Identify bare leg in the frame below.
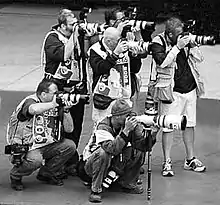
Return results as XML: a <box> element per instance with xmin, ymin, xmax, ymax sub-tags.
<box><xmin>182</xmin><ymin>127</ymin><xmax>195</xmax><ymax>160</ymax></box>
<box><xmin>162</xmin><ymin>131</ymin><xmax>174</xmax><ymax>161</ymax></box>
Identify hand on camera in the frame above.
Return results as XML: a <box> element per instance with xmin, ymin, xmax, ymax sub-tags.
<box><xmin>123</xmin><ymin>116</ymin><xmax>138</xmax><ymax>135</ymax></box>
<box><xmin>126</xmin><ymin>32</ymin><xmax>135</xmax><ymax>41</ymax></box>
<box><xmin>79</xmin><ymin>23</ymin><xmax>95</xmax><ymax>37</ymax></box>
<box><xmin>113</xmin><ymin>41</ymin><xmax>128</xmax><ymax>56</ymax></box>
<box><xmin>54</xmin><ymin>94</ymin><xmax>74</xmax><ymax>109</ymax></box>
<box><xmin>63</xmin><ymin>100</ymin><xmax>74</xmax><ymax>110</ymax></box>
<box><xmin>117</xmin><ymin>20</ymin><xmax>130</xmax><ymax>34</ymax></box>
<box><xmin>176</xmin><ymin>35</ymin><xmax>190</xmax><ymax>49</ymax></box>
<box><xmin>52</xmin><ymin>95</ymin><xmax>59</xmax><ymax>107</ymax></box>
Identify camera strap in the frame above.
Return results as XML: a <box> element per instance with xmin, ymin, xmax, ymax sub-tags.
<box><xmin>78</xmin><ymin>30</ymin><xmax>88</xmax><ymax>86</ymax></box>
<box><xmin>57</xmin><ymin>107</ymin><xmax>64</xmax><ymax>140</ymax></box>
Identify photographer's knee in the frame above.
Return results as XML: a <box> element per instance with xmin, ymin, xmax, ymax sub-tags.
<box><xmin>25</xmin><ymin>150</ymin><xmax>43</xmax><ymax>169</ymax></box>
<box><xmin>62</xmin><ymin>138</ymin><xmax>76</xmax><ymax>155</ymax></box>
<box><xmin>99</xmin><ymin>148</ymin><xmax>111</xmax><ymax>162</ymax></box>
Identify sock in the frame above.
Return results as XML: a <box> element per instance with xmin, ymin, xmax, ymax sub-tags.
<box><xmin>186</xmin><ymin>157</ymin><xmax>196</xmax><ymax>164</ymax></box>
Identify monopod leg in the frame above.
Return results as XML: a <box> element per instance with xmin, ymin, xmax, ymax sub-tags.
<box><xmin>145</xmin><ymin>128</ymin><xmax>152</xmax><ymax>201</ymax></box>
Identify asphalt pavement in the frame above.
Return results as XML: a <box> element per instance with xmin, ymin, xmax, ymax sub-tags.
<box><xmin>0</xmin><ymin>3</ymin><xmax>220</xmax><ymax>205</ymax></box>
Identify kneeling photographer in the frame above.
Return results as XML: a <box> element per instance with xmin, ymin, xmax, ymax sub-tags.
<box><xmin>5</xmin><ymin>79</ymin><xmax>77</xmax><ymax>191</ymax></box>
<box><xmin>79</xmin><ymin>98</ymin><xmax>187</xmax><ymax>203</ymax></box>
<box><xmin>81</xmin><ymin>99</ymin><xmax>155</xmax><ymax>203</ymax></box>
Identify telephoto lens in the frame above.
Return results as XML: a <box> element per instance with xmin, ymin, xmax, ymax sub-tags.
<box><xmin>135</xmin><ymin>114</ymin><xmax>187</xmax><ymax>130</ymax></box>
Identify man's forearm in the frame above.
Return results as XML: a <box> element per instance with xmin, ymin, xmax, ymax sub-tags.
<box><xmin>63</xmin><ymin>112</ymin><xmax>74</xmax><ymax>133</ymax></box>
<box><xmin>101</xmin><ymin>134</ymin><xmax>128</xmax><ymax>156</ymax></box>
<box><xmin>29</xmin><ymin>102</ymin><xmax>57</xmax><ymax>115</ymax></box>
<box><xmin>160</xmin><ymin>45</ymin><xmax>180</xmax><ymax>68</ymax></box>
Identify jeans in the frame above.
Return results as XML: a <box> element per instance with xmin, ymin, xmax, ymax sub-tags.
<box><xmin>10</xmin><ymin>139</ymin><xmax>76</xmax><ymax>180</ymax></box>
<box><xmin>84</xmin><ymin>146</ymin><xmax>144</xmax><ymax>193</ymax></box>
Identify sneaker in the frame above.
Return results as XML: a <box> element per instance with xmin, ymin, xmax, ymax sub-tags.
<box><xmin>36</xmin><ymin>174</ymin><xmax>64</xmax><ymax>186</ymax></box>
<box><xmin>184</xmin><ymin>157</ymin><xmax>206</xmax><ymax>172</ymax></box>
<box><xmin>162</xmin><ymin>158</ymin><xmax>174</xmax><ymax>177</ymax></box>
<box><xmin>122</xmin><ymin>184</ymin><xmax>144</xmax><ymax>194</ymax></box>
<box><xmin>89</xmin><ymin>191</ymin><xmax>102</xmax><ymax>203</ymax></box>
<box><xmin>10</xmin><ymin>177</ymin><xmax>24</xmax><ymax>191</ymax></box>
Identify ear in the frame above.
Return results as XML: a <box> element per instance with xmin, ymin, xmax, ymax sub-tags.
<box><xmin>60</xmin><ymin>23</ymin><xmax>66</xmax><ymax>30</ymax></box>
<box><xmin>168</xmin><ymin>32</ymin><xmax>173</xmax><ymax>39</ymax></box>
<box><xmin>109</xmin><ymin>19</ymin><xmax>115</xmax><ymax>26</ymax></box>
<box><xmin>41</xmin><ymin>92</ymin><xmax>47</xmax><ymax>99</ymax></box>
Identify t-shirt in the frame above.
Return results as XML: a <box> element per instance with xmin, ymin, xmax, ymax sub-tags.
<box><xmin>174</xmin><ymin>49</ymin><xmax>197</xmax><ymax>93</ymax></box>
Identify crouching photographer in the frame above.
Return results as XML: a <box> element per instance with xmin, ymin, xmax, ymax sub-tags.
<box><xmin>78</xmin><ymin>98</ymin><xmax>187</xmax><ymax>203</ymax></box>
<box><xmin>79</xmin><ymin>99</ymin><xmax>152</xmax><ymax>203</ymax></box>
<box><xmin>5</xmin><ymin>80</ymin><xmax>77</xmax><ymax>191</ymax></box>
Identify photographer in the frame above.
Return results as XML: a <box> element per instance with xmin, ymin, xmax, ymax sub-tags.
<box><xmin>89</xmin><ymin>27</ymin><xmax>147</xmax><ymax>127</ymax></box>
<box><xmin>8</xmin><ymin>80</ymin><xmax>76</xmax><ymax>191</ymax></box>
<box><xmin>41</xmin><ymin>9</ymin><xmax>88</xmax><ymax>167</ymax></box>
<box><xmin>150</xmin><ymin>16</ymin><xmax>206</xmax><ymax>177</ymax></box>
<box><xmin>82</xmin><ymin>99</ymin><xmax>155</xmax><ymax>203</ymax></box>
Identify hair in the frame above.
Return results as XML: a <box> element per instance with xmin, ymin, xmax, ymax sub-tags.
<box><xmin>57</xmin><ymin>9</ymin><xmax>75</xmax><ymax>26</ymax></box>
<box><xmin>104</xmin><ymin>7</ymin><xmax>122</xmax><ymax>25</ymax></box>
<box><xmin>165</xmin><ymin>16</ymin><xmax>184</xmax><ymax>35</ymax></box>
<box><xmin>36</xmin><ymin>79</ymin><xmax>55</xmax><ymax>96</ymax></box>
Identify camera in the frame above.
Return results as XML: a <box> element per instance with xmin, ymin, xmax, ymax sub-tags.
<box><xmin>56</xmin><ymin>92</ymin><xmax>90</xmax><ymax>106</ymax></box>
<box><xmin>78</xmin><ymin>7</ymin><xmax>107</xmax><ymax>36</ymax></box>
<box><xmin>79</xmin><ymin>22</ymin><xmax>106</xmax><ymax>35</ymax></box>
<box><xmin>121</xmin><ymin>20</ymin><xmax>155</xmax><ymax>38</ymax></box>
<box><xmin>135</xmin><ymin>114</ymin><xmax>187</xmax><ymax>130</ymax></box>
<box><xmin>126</xmin><ymin>40</ymin><xmax>150</xmax><ymax>53</ymax></box>
<box><xmin>181</xmin><ymin>19</ymin><xmax>216</xmax><ymax>46</ymax></box>
<box><xmin>79</xmin><ymin>7</ymin><xmax>92</xmax><ymax>21</ymax></box>
<box><xmin>5</xmin><ymin>144</ymin><xmax>29</xmax><ymax>166</ymax></box>
<box><xmin>180</xmin><ymin>32</ymin><xmax>216</xmax><ymax>46</ymax></box>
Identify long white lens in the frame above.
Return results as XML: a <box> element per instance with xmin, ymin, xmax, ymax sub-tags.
<box><xmin>135</xmin><ymin>115</ymin><xmax>187</xmax><ymax>130</ymax></box>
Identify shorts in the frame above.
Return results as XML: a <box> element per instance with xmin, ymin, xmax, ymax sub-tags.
<box><xmin>159</xmin><ymin>89</ymin><xmax>197</xmax><ymax>132</ymax></box>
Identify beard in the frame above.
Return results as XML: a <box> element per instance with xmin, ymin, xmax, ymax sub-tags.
<box><xmin>65</xmin><ymin>27</ymin><xmax>73</xmax><ymax>37</ymax></box>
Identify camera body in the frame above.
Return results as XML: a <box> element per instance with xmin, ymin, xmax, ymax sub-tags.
<box><xmin>5</xmin><ymin>144</ymin><xmax>29</xmax><ymax>166</ymax></box>
<box><xmin>121</xmin><ymin>19</ymin><xmax>155</xmax><ymax>38</ymax></box>
<box><xmin>56</xmin><ymin>92</ymin><xmax>90</xmax><ymax>106</ymax></box>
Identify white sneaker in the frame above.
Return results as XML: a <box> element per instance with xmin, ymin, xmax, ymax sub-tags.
<box><xmin>162</xmin><ymin>158</ymin><xmax>174</xmax><ymax>177</ymax></box>
<box><xmin>184</xmin><ymin>157</ymin><xmax>206</xmax><ymax>172</ymax></box>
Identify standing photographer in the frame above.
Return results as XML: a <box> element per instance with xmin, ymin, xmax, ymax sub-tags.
<box><xmin>88</xmin><ymin>27</ymin><xmax>147</xmax><ymax>127</ymax></box>
<box><xmin>8</xmin><ymin>79</ymin><xmax>76</xmax><ymax>191</ymax></box>
<box><xmin>41</xmin><ymin>8</ymin><xmax>87</xmax><ymax>149</ymax></box>
<box><xmin>150</xmin><ymin>16</ymin><xmax>206</xmax><ymax>177</ymax></box>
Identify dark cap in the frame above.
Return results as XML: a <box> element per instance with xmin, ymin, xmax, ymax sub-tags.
<box><xmin>111</xmin><ymin>99</ymin><xmax>132</xmax><ymax>116</ymax></box>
